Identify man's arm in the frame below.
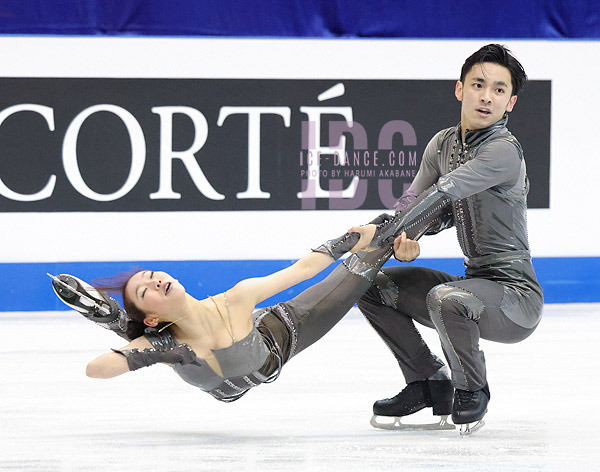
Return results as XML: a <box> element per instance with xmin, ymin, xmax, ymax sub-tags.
<box><xmin>436</xmin><ymin>139</ymin><xmax>522</xmax><ymax>201</ymax></box>
<box><xmin>369</xmin><ymin>136</ymin><xmax>522</xmax><ymax>247</ymax></box>
<box><xmin>395</xmin><ymin>130</ymin><xmax>446</xmax><ymax>211</ymax></box>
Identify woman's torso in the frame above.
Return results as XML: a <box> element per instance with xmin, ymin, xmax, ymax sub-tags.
<box><xmin>144</xmin><ymin>323</ymin><xmax>270</xmax><ymax>392</ymax></box>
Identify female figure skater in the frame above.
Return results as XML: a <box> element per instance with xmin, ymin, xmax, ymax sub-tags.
<box><xmin>51</xmin><ymin>203</ymin><xmax>447</xmax><ymax>403</ymax></box>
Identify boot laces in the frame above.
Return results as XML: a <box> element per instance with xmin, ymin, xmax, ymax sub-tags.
<box><xmin>456</xmin><ymin>389</ymin><xmax>477</xmax><ymax>407</ymax></box>
<box><xmin>385</xmin><ymin>382</ymin><xmax>422</xmax><ymax>402</ymax></box>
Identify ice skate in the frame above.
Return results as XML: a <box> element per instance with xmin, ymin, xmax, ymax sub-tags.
<box><xmin>370</xmin><ymin>378</ymin><xmax>455</xmax><ymax>431</ymax></box>
<box><xmin>48</xmin><ymin>273</ymin><xmax>129</xmax><ymax>340</ymax></box>
<box><xmin>452</xmin><ymin>384</ymin><xmax>490</xmax><ymax>436</ymax></box>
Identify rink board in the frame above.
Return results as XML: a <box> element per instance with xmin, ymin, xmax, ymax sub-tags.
<box><xmin>2</xmin><ymin>256</ymin><xmax>598</xmax><ymax>312</ymax></box>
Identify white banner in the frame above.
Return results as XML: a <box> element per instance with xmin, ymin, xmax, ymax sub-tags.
<box><xmin>0</xmin><ymin>37</ymin><xmax>598</xmax><ymax>261</ymax></box>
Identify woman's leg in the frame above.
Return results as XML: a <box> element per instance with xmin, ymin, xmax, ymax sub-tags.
<box><xmin>280</xmin><ymin>245</ymin><xmax>394</xmax><ymax>358</ymax></box>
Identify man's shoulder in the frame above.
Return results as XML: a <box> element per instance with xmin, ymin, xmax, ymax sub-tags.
<box><xmin>429</xmin><ymin>126</ymin><xmax>456</xmax><ymax>150</ymax></box>
<box><xmin>484</xmin><ymin>129</ymin><xmax>523</xmax><ymax>157</ymax></box>
<box><xmin>434</xmin><ymin>126</ymin><xmax>456</xmax><ymax>141</ymax></box>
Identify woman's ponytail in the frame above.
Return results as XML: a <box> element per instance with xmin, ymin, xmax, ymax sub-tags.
<box><xmin>125</xmin><ymin>319</ymin><xmax>147</xmax><ymax>340</ymax></box>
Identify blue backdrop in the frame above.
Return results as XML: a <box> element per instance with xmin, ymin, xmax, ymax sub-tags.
<box><xmin>0</xmin><ymin>0</ymin><xmax>598</xmax><ymax>38</ymax></box>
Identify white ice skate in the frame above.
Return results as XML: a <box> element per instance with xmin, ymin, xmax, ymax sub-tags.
<box><xmin>458</xmin><ymin>419</ymin><xmax>485</xmax><ymax>436</ymax></box>
<box><xmin>48</xmin><ymin>273</ymin><xmax>129</xmax><ymax>339</ymax></box>
<box><xmin>370</xmin><ymin>413</ymin><xmax>455</xmax><ymax>431</ymax></box>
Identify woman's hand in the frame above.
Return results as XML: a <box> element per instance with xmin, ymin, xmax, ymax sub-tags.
<box><xmin>394</xmin><ymin>232</ymin><xmax>420</xmax><ymax>262</ymax></box>
<box><xmin>347</xmin><ymin>224</ymin><xmax>376</xmax><ymax>253</ymax></box>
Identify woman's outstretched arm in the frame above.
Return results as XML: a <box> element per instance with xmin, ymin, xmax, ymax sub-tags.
<box><xmin>232</xmin><ymin>225</ymin><xmax>376</xmax><ymax>308</ymax></box>
<box><xmin>86</xmin><ymin>335</ymin><xmax>153</xmax><ymax>379</ymax></box>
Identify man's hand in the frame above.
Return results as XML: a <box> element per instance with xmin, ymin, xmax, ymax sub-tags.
<box><xmin>394</xmin><ymin>232</ymin><xmax>420</xmax><ymax>262</ymax></box>
<box><xmin>347</xmin><ymin>224</ymin><xmax>377</xmax><ymax>253</ymax></box>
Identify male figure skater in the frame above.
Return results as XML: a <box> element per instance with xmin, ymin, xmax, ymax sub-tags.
<box><xmin>358</xmin><ymin>44</ymin><xmax>543</xmax><ymax>434</ymax></box>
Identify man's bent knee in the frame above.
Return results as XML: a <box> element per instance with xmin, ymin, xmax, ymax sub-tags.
<box><xmin>427</xmin><ymin>284</ymin><xmax>485</xmax><ymax>324</ymax></box>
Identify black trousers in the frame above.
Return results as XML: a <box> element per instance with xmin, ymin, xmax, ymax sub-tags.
<box><xmin>357</xmin><ymin>266</ymin><xmax>540</xmax><ymax>391</ymax></box>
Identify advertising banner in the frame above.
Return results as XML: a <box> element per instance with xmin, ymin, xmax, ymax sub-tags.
<box><xmin>0</xmin><ymin>78</ymin><xmax>550</xmax><ymax>212</ymax></box>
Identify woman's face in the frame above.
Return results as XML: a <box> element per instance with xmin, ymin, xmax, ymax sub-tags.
<box><xmin>125</xmin><ymin>270</ymin><xmax>185</xmax><ymax>322</ymax></box>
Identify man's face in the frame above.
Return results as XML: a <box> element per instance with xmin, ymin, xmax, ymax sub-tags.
<box><xmin>455</xmin><ymin>62</ymin><xmax>518</xmax><ymax>133</ymax></box>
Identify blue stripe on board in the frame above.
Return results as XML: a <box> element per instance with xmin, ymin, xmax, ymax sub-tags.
<box><xmin>0</xmin><ymin>257</ymin><xmax>598</xmax><ymax>312</ymax></box>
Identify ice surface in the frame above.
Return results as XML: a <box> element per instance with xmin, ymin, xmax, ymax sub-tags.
<box><xmin>1</xmin><ymin>304</ymin><xmax>598</xmax><ymax>471</ymax></box>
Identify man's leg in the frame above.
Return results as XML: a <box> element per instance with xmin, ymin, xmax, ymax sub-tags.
<box><xmin>358</xmin><ymin>266</ymin><xmax>461</xmax><ymax>382</ymax></box>
<box><xmin>357</xmin><ymin>266</ymin><xmax>462</xmax><ymax>429</ymax></box>
<box><xmin>427</xmin><ymin>278</ymin><xmax>537</xmax><ymax>430</ymax></box>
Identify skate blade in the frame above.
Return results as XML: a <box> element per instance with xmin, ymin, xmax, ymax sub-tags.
<box><xmin>47</xmin><ymin>273</ymin><xmax>111</xmax><ymax>315</ymax></box>
<box><xmin>459</xmin><ymin>419</ymin><xmax>485</xmax><ymax>436</ymax></box>
<box><xmin>370</xmin><ymin>414</ymin><xmax>456</xmax><ymax>431</ymax></box>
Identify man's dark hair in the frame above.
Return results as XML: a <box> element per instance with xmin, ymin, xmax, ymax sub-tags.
<box><xmin>460</xmin><ymin>44</ymin><xmax>527</xmax><ymax>96</ymax></box>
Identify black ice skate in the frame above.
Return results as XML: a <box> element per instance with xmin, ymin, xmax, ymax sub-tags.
<box><xmin>370</xmin><ymin>379</ymin><xmax>455</xmax><ymax>431</ymax></box>
<box><xmin>452</xmin><ymin>384</ymin><xmax>490</xmax><ymax>435</ymax></box>
<box><xmin>48</xmin><ymin>273</ymin><xmax>130</xmax><ymax>340</ymax></box>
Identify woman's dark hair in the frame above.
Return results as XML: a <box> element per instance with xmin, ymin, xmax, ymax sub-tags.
<box><xmin>93</xmin><ymin>270</ymin><xmax>148</xmax><ymax>340</ymax></box>
<box><xmin>460</xmin><ymin>44</ymin><xmax>527</xmax><ymax>96</ymax></box>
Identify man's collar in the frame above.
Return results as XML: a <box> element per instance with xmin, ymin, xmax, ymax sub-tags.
<box><xmin>457</xmin><ymin>114</ymin><xmax>509</xmax><ymax>147</ymax></box>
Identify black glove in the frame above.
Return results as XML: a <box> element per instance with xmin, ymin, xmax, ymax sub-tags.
<box><xmin>312</xmin><ymin>211</ymin><xmax>399</xmax><ymax>260</ymax></box>
<box><xmin>112</xmin><ymin>344</ymin><xmax>197</xmax><ymax>371</ymax></box>
<box><xmin>312</xmin><ymin>231</ymin><xmax>361</xmax><ymax>260</ymax></box>
<box><xmin>368</xmin><ymin>213</ymin><xmax>393</xmax><ymax>226</ymax></box>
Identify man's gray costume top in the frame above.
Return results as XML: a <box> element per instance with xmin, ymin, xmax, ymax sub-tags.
<box><xmin>359</xmin><ymin>115</ymin><xmax>543</xmax><ymax>391</ymax></box>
